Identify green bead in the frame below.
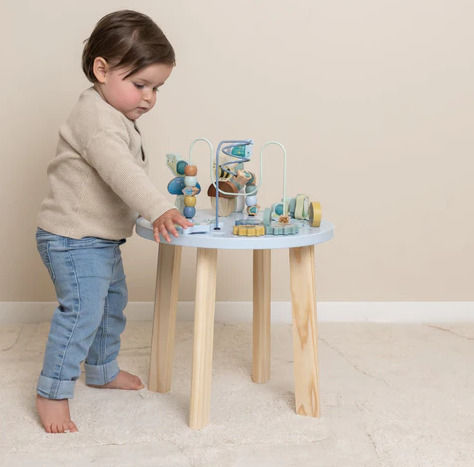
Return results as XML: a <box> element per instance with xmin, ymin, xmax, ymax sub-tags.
<box><xmin>245</xmin><ymin>184</ymin><xmax>257</xmax><ymax>195</ymax></box>
<box><xmin>176</xmin><ymin>160</ymin><xmax>188</xmax><ymax>175</ymax></box>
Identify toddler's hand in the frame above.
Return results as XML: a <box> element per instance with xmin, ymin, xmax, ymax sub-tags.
<box><xmin>152</xmin><ymin>209</ymin><xmax>193</xmax><ymax>243</ymax></box>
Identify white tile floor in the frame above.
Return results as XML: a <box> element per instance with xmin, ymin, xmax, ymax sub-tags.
<box><xmin>0</xmin><ymin>320</ymin><xmax>473</xmax><ymax>466</ymax></box>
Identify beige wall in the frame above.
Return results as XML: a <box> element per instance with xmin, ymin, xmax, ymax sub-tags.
<box><xmin>1</xmin><ymin>0</ymin><xmax>473</xmax><ymax>302</ymax></box>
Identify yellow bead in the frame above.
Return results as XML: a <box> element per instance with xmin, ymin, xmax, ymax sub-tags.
<box><xmin>184</xmin><ymin>195</ymin><xmax>196</xmax><ymax>207</ymax></box>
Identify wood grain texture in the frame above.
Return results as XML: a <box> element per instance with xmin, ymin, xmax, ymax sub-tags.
<box><xmin>252</xmin><ymin>249</ymin><xmax>271</xmax><ymax>383</ymax></box>
<box><xmin>189</xmin><ymin>248</ymin><xmax>218</xmax><ymax>429</ymax></box>
<box><xmin>148</xmin><ymin>244</ymin><xmax>182</xmax><ymax>393</ymax></box>
<box><xmin>289</xmin><ymin>245</ymin><xmax>320</xmax><ymax>417</ymax></box>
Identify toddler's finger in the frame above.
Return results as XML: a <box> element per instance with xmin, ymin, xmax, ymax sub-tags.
<box><xmin>153</xmin><ymin>226</ymin><xmax>161</xmax><ymax>243</ymax></box>
<box><xmin>160</xmin><ymin>225</ymin><xmax>171</xmax><ymax>243</ymax></box>
<box><xmin>176</xmin><ymin>217</ymin><xmax>193</xmax><ymax>228</ymax></box>
<box><xmin>165</xmin><ymin>220</ymin><xmax>179</xmax><ymax>238</ymax></box>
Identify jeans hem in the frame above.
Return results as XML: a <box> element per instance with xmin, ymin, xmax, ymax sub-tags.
<box><xmin>37</xmin><ymin>374</ymin><xmax>75</xmax><ymax>399</ymax></box>
<box><xmin>84</xmin><ymin>360</ymin><xmax>120</xmax><ymax>386</ymax></box>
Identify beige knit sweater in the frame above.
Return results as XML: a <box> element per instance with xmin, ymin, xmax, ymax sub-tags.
<box><xmin>37</xmin><ymin>87</ymin><xmax>175</xmax><ymax>240</ymax></box>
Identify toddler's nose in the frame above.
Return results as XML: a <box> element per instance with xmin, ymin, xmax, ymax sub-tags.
<box><xmin>143</xmin><ymin>90</ymin><xmax>153</xmax><ymax>102</ymax></box>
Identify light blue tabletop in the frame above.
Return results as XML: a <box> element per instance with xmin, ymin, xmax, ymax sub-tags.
<box><xmin>136</xmin><ymin>210</ymin><xmax>334</xmax><ymax>250</ymax></box>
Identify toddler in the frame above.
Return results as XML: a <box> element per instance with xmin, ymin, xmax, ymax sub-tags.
<box><xmin>35</xmin><ymin>10</ymin><xmax>192</xmax><ymax>433</ymax></box>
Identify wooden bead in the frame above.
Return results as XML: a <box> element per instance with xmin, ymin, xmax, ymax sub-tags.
<box><xmin>245</xmin><ymin>195</ymin><xmax>257</xmax><ymax>206</ymax></box>
<box><xmin>184</xmin><ymin>164</ymin><xmax>197</xmax><ymax>176</ymax></box>
<box><xmin>183</xmin><ymin>206</ymin><xmax>196</xmax><ymax>218</ymax></box>
<box><xmin>234</xmin><ymin>169</ymin><xmax>252</xmax><ymax>186</ymax></box>
<box><xmin>184</xmin><ymin>176</ymin><xmax>197</xmax><ymax>186</ymax></box>
<box><xmin>176</xmin><ymin>160</ymin><xmax>188</xmax><ymax>175</ymax></box>
<box><xmin>167</xmin><ymin>176</ymin><xmax>185</xmax><ymax>195</ymax></box>
<box><xmin>228</xmin><ymin>176</ymin><xmax>243</xmax><ymax>192</ymax></box>
<box><xmin>184</xmin><ymin>195</ymin><xmax>196</xmax><ymax>207</ymax></box>
<box><xmin>183</xmin><ymin>185</ymin><xmax>200</xmax><ymax>196</ymax></box>
<box><xmin>246</xmin><ymin>205</ymin><xmax>258</xmax><ymax>216</ymax></box>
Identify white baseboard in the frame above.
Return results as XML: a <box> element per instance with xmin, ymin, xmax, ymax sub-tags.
<box><xmin>0</xmin><ymin>301</ymin><xmax>473</xmax><ymax>324</ymax></box>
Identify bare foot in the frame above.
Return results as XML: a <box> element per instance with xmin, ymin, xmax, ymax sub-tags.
<box><xmin>87</xmin><ymin>370</ymin><xmax>144</xmax><ymax>390</ymax></box>
<box><xmin>36</xmin><ymin>395</ymin><xmax>78</xmax><ymax>433</ymax></box>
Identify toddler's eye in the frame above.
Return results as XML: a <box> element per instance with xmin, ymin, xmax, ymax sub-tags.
<box><xmin>133</xmin><ymin>83</ymin><xmax>144</xmax><ymax>89</ymax></box>
<box><xmin>153</xmin><ymin>86</ymin><xmax>160</xmax><ymax>93</ymax></box>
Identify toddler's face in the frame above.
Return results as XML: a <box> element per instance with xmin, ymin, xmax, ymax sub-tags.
<box><xmin>96</xmin><ymin>62</ymin><xmax>173</xmax><ymax>121</ymax></box>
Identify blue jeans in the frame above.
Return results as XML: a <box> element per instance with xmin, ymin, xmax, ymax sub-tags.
<box><xmin>35</xmin><ymin>227</ymin><xmax>128</xmax><ymax>399</ymax></box>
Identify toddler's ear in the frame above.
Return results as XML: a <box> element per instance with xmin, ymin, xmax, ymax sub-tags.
<box><xmin>92</xmin><ymin>57</ymin><xmax>109</xmax><ymax>83</ymax></box>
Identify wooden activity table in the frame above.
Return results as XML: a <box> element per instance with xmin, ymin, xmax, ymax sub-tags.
<box><xmin>136</xmin><ymin>210</ymin><xmax>334</xmax><ymax>429</ymax></box>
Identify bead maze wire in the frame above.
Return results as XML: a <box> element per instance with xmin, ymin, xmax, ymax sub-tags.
<box><xmin>189</xmin><ymin>138</ymin><xmax>288</xmax><ymax>231</ymax></box>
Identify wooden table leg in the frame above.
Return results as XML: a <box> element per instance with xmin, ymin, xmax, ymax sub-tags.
<box><xmin>288</xmin><ymin>245</ymin><xmax>320</xmax><ymax>417</ymax></box>
<box><xmin>252</xmin><ymin>249</ymin><xmax>271</xmax><ymax>383</ymax></box>
<box><xmin>148</xmin><ymin>244</ymin><xmax>182</xmax><ymax>392</ymax></box>
<box><xmin>189</xmin><ymin>248</ymin><xmax>218</xmax><ymax>429</ymax></box>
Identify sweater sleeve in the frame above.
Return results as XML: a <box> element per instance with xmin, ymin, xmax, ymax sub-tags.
<box><xmin>82</xmin><ymin>129</ymin><xmax>176</xmax><ymax>223</ymax></box>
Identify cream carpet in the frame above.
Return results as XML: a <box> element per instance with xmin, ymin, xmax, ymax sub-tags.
<box><xmin>1</xmin><ymin>320</ymin><xmax>473</xmax><ymax>466</ymax></box>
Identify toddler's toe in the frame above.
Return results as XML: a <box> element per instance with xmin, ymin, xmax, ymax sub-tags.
<box><xmin>67</xmin><ymin>421</ymin><xmax>78</xmax><ymax>432</ymax></box>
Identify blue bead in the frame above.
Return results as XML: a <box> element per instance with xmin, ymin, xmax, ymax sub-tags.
<box><xmin>167</xmin><ymin>177</ymin><xmax>186</xmax><ymax>195</ymax></box>
<box><xmin>275</xmin><ymin>203</ymin><xmax>283</xmax><ymax>215</ymax></box>
<box><xmin>247</xmin><ymin>205</ymin><xmax>258</xmax><ymax>215</ymax></box>
<box><xmin>183</xmin><ymin>206</ymin><xmax>196</xmax><ymax>218</ymax></box>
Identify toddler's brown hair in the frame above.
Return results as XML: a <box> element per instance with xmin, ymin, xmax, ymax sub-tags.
<box><xmin>82</xmin><ymin>10</ymin><xmax>175</xmax><ymax>82</ymax></box>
